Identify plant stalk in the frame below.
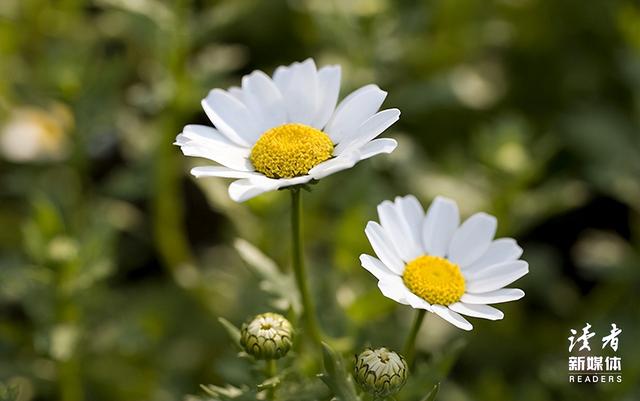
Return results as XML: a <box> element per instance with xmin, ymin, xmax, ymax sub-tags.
<box><xmin>402</xmin><ymin>309</ymin><xmax>426</xmax><ymax>366</ymax></box>
<box><xmin>265</xmin><ymin>359</ymin><xmax>276</xmax><ymax>400</ymax></box>
<box><xmin>290</xmin><ymin>188</ymin><xmax>322</xmax><ymax>347</ymax></box>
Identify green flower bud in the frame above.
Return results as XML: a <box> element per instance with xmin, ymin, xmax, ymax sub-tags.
<box><xmin>240</xmin><ymin>313</ymin><xmax>294</xmax><ymax>360</ymax></box>
<box><xmin>354</xmin><ymin>347</ymin><xmax>408</xmax><ymax>398</ymax></box>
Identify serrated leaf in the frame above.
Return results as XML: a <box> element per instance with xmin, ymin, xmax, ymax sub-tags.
<box><xmin>234</xmin><ymin>239</ymin><xmax>301</xmax><ymax>314</ymax></box>
<box><xmin>257</xmin><ymin>375</ymin><xmax>281</xmax><ymax>389</ymax></box>
<box><xmin>319</xmin><ymin>342</ymin><xmax>360</xmax><ymax>401</ymax></box>
<box><xmin>218</xmin><ymin>317</ymin><xmax>242</xmax><ymax>349</ymax></box>
<box><xmin>199</xmin><ymin>384</ymin><xmax>256</xmax><ymax>401</ymax></box>
<box><xmin>420</xmin><ymin>383</ymin><xmax>440</xmax><ymax>401</ymax></box>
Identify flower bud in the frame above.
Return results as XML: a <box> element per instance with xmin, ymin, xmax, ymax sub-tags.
<box><xmin>240</xmin><ymin>313</ymin><xmax>294</xmax><ymax>360</ymax></box>
<box><xmin>354</xmin><ymin>347</ymin><xmax>408</xmax><ymax>397</ymax></box>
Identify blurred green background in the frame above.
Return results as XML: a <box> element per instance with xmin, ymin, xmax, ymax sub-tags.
<box><xmin>1</xmin><ymin>0</ymin><xmax>639</xmax><ymax>400</ymax></box>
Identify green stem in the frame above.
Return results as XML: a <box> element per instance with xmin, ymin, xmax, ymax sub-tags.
<box><xmin>402</xmin><ymin>309</ymin><xmax>426</xmax><ymax>366</ymax></box>
<box><xmin>266</xmin><ymin>359</ymin><xmax>276</xmax><ymax>377</ymax></box>
<box><xmin>57</xmin><ymin>261</ymin><xmax>82</xmax><ymax>401</ymax></box>
<box><xmin>290</xmin><ymin>188</ymin><xmax>322</xmax><ymax>347</ymax></box>
<box><xmin>265</xmin><ymin>359</ymin><xmax>276</xmax><ymax>400</ymax></box>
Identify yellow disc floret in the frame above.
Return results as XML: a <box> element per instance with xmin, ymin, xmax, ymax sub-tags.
<box><xmin>250</xmin><ymin>123</ymin><xmax>334</xmax><ymax>178</ymax></box>
<box><xmin>402</xmin><ymin>255</ymin><xmax>465</xmax><ymax>306</ymax></box>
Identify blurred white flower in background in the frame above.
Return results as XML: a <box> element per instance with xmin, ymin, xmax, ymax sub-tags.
<box><xmin>0</xmin><ymin>104</ymin><xmax>73</xmax><ymax>162</ymax></box>
<box><xmin>450</xmin><ymin>63</ymin><xmax>505</xmax><ymax>110</ymax></box>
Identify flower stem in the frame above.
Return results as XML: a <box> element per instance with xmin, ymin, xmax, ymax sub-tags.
<box><xmin>402</xmin><ymin>309</ymin><xmax>426</xmax><ymax>366</ymax></box>
<box><xmin>290</xmin><ymin>188</ymin><xmax>322</xmax><ymax>347</ymax></box>
<box><xmin>265</xmin><ymin>359</ymin><xmax>276</xmax><ymax>400</ymax></box>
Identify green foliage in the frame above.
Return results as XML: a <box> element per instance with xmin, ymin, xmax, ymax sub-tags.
<box><xmin>420</xmin><ymin>383</ymin><xmax>440</xmax><ymax>401</ymax></box>
<box><xmin>319</xmin><ymin>343</ymin><xmax>360</xmax><ymax>401</ymax></box>
<box><xmin>198</xmin><ymin>384</ymin><xmax>257</xmax><ymax>401</ymax></box>
<box><xmin>234</xmin><ymin>239</ymin><xmax>301</xmax><ymax>314</ymax></box>
<box><xmin>0</xmin><ymin>384</ymin><xmax>19</xmax><ymax>401</ymax></box>
<box><xmin>217</xmin><ymin>318</ymin><xmax>242</xmax><ymax>350</ymax></box>
<box><xmin>1</xmin><ymin>0</ymin><xmax>640</xmax><ymax>400</ymax></box>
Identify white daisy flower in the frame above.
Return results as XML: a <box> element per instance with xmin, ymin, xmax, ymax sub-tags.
<box><xmin>175</xmin><ymin>58</ymin><xmax>400</xmax><ymax>202</ymax></box>
<box><xmin>360</xmin><ymin>195</ymin><xmax>529</xmax><ymax>331</ymax></box>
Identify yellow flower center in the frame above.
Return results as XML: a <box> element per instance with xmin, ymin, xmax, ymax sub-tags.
<box><xmin>402</xmin><ymin>255</ymin><xmax>465</xmax><ymax>306</ymax></box>
<box><xmin>250</xmin><ymin>123</ymin><xmax>334</xmax><ymax>178</ymax></box>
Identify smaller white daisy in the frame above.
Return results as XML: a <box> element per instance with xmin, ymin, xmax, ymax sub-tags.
<box><xmin>175</xmin><ymin>58</ymin><xmax>400</xmax><ymax>202</ymax></box>
<box><xmin>360</xmin><ymin>195</ymin><xmax>529</xmax><ymax>331</ymax></box>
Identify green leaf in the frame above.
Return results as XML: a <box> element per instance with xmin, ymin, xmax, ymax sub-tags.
<box><xmin>199</xmin><ymin>384</ymin><xmax>256</xmax><ymax>401</ymax></box>
<box><xmin>218</xmin><ymin>317</ymin><xmax>242</xmax><ymax>349</ymax></box>
<box><xmin>318</xmin><ymin>342</ymin><xmax>360</xmax><ymax>401</ymax></box>
<box><xmin>257</xmin><ymin>375</ymin><xmax>281</xmax><ymax>389</ymax></box>
<box><xmin>0</xmin><ymin>383</ymin><xmax>19</xmax><ymax>401</ymax></box>
<box><xmin>234</xmin><ymin>239</ymin><xmax>301</xmax><ymax>314</ymax></box>
<box><xmin>420</xmin><ymin>383</ymin><xmax>440</xmax><ymax>401</ymax></box>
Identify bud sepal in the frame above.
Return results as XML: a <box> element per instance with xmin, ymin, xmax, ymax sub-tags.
<box><xmin>240</xmin><ymin>312</ymin><xmax>294</xmax><ymax>360</ymax></box>
<box><xmin>354</xmin><ymin>347</ymin><xmax>408</xmax><ymax>398</ymax></box>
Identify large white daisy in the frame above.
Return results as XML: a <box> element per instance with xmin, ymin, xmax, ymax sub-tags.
<box><xmin>175</xmin><ymin>58</ymin><xmax>400</xmax><ymax>202</ymax></box>
<box><xmin>360</xmin><ymin>195</ymin><xmax>529</xmax><ymax>331</ymax></box>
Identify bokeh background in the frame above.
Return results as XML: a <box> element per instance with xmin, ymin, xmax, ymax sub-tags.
<box><xmin>1</xmin><ymin>0</ymin><xmax>639</xmax><ymax>400</ymax></box>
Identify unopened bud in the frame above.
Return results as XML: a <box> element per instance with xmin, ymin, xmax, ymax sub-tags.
<box><xmin>354</xmin><ymin>347</ymin><xmax>408</xmax><ymax>397</ymax></box>
<box><xmin>240</xmin><ymin>312</ymin><xmax>294</xmax><ymax>360</ymax></box>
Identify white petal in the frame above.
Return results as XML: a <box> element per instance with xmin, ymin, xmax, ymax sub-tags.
<box><xmin>396</xmin><ymin>195</ymin><xmax>425</xmax><ymax>253</ymax></box>
<box><xmin>403</xmin><ymin>289</ymin><xmax>432</xmax><ymax>311</ymax></box>
<box><xmin>280</xmin><ymin>59</ymin><xmax>318</xmax><ymax>124</ymax></box>
<box><xmin>421</xmin><ymin>196</ymin><xmax>459</xmax><ymax>257</ymax></box>
<box><xmin>466</xmin><ymin>259</ymin><xmax>528</xmax><ymax>281</ymax></box>
<box><xmin>464</xmin><ymin>252</ymin><xmax>525</xmax><ymax>282</ymax></box>
<box><xmin>364</xmin><ymin>221</ymin><xmax>405</xmax><ymax>275</ymax></box>
<box><xmin>227</xmin><ymin>175</ymin><xmax>312</xmax><ymax>202</ymax></box>
<box><xmin>378</xmin><ymin>277</ymin><xmax>411</xmax><ymax>306</ymax></box>
<box><xmin>311</xmin><ymin>65</ymin><xmax>341</xmax><ymax>129</ymax></box>
<box><xmin>377</xmin><ymin>200</ymin><xmax>422</xmax><ymax>262</ymax></box>
<box><xmin>177</xmin><ymin>124</ymin><xmax>250</xmax><ymax>150</ymax></box>
<box><xmin>227</xmin><ymin>178</ymin><xmax>271</xmax><ymax>202</ymax></box>
<box><xmin>325</xmin><ymin>84</ymin><xmax>387</xmax><ymax>143</ymax></box>
<box><xmin>360</xmin><ymin>254</ymin><xmax>396</xmax><ymax>281</ymax></box>
<box><xmin>460</xmin><ymin>288</ymin><xmax>525</xmax><ymax>304</ymax></box>
<box><xmin>449</xmin><ymin>302</ymin><xmax>504</xmax><ymax>320</ymax></box>
<box><xmin>176</xmin><ymin>125</ymin><xmax>252</xmax><ymax>170</ymax></box>
<box><xmin>228</xmin><ymin>86</ymin><xmax>244</xmax><ymax>102</ymax></box>
<box><xmin>308</xmin><ymin>152</ymin><xmax>359</xmax><ymax>180</ymax></box>
<box><xmin>448</xmin><ymin>212</ymin><xmax>497</xmax><ymax>267</ymax></box>
<box><xmin>176</xmin><ymin>135</ymin><xmax>253</xmax><ymax>172</ymax></box>
<box><xmin>190</xmin><ymin>166</ymin><xmax>261</xmax><ymax>179</ymax></box>
<box><xmin>309</xmin><ymin>137</ymin><xmax>397</xmax><ymax>180</ymax></box>
<box><xmin>465</xmin><ymin>261</ymin><xmax>529</xmax><ymax>293</ymax></box>
<box><xmin>357</xmin><ymin>138</ymin><xmax>398</xmax><ymax>159</ymax></box>
<box><xmin>376</xmin><ymin>201</ymin><xmax>408</xmax><ymax>259</ymax></box>
<box><xmin>273</xmin><ymin>65</ymin><xmax>291</xmax><ymax>93</ymax></box>
<box><xmin>241</xmin><ymin>70</ymin><xmax>286</xmax><ymax>132</ymax></box>
<box><xmin>463</xmin><ymin>238</ymin><xmax>523</xmax><ymax>273</ymax></box>
<box><xmin>201</xmin><ymin>89</ymin><xmax>260</xmax><ymax>146</ymax></box>
<box><xmin>432</xmin><ymin>305</ymin><xmax>473</xmax><ymax>331</ymax></box>
<box><xmin>334</xmin><ymin>109</ymin><xmax>400</xmax><ymax>155</ymax></box>
<box><xmin>375</xmin><ymin>276</ymin><xmax>430</xmax><ymax>310</ymax></box>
